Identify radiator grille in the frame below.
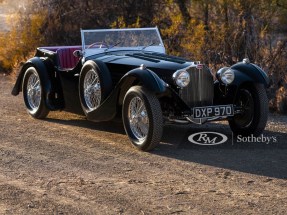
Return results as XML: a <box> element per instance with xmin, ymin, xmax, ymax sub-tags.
<box><xmin>180</xmin><ymin>66</ymin><xmax>214</xmax><ymax>107</ymax></box>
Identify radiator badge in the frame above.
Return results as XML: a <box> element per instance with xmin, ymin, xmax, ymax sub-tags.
<box><xmin>196</xmin><ymin>64</ymin><xmax>203</xmax><ymax>70</ymax></box>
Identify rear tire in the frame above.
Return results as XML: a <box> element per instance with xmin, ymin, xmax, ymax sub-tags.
<box><xmin>22</xmin><ymin>67</ymin><xmax>49</xmax><ymax>119</ymax></box>
<box><xmin>122</xmin><ymin>86</ymin><xmax>163</xmax><ymax>151</ymax></box>
<box><xmin>229</xmin><ymin>84</ymin><xmax>268</xmax><ymax>136</ymax></box>
<box><xmin>79</xmin><ymin>61</ymin><xmax>112</xmax><ymax>114</ymax></box>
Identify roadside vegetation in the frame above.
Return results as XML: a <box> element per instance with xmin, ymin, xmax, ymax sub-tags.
<box><xmin>0</xmin><ymin>0</ymin><xmax>286</xmax><ymax>113</ymax></box>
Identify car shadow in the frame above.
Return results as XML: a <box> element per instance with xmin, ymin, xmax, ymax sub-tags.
<box><xmin>44</xmin><ymin>116</ymin><xmax>126</xmax><ymax>135</ymax></box>
<box><xmin>44</xmin><ymin>114</ymin><xmax>287</xmax><ymax>179</ymax></box>
<box><xmin>156</xmin><ymin>123</ymin><xmax>287</xmax><ymax>179</ymax></box>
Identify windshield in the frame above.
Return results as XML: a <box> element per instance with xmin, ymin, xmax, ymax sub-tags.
<box><xmin>81</xmin><ymin>27</ymin><xmax>165</xmax><ymax>57</ymax></box>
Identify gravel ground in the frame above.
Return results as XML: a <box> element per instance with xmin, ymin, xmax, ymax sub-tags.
<box><xmin>0</xmin><ymin>74</ymin><xmax>286</xmax><ymax>214</ymax></box>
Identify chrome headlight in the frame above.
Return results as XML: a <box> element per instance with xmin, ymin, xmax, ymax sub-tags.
<box><xmin>217</xmin><ymin>67</ymin><xmax>235</xmax><ymax>85</ymax></box>
<box><xmin>173</xmin><ymin>70</ymin><xmax>190</xmax><ymax>88</ymax></box>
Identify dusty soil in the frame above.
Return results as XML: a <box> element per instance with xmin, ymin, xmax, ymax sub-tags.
<box><xmin>0</xmin><ymin>74</ymin><xmax>286</xmax><ymax>214</ymax></box>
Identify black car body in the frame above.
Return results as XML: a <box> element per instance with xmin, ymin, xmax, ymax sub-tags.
<box><xmin>12</xmin><ymin>27</ymin><xmax>269</xmax><ymax>151</ymax></box>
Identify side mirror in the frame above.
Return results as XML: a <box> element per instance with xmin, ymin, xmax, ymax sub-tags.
<box><xmin>73</xmin><ymin>50</ymin><xmax>83</xmax><ymax>58</ymax></box>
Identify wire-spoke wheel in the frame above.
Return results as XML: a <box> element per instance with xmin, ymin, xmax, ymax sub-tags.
<box><xmin>128</xmin><ymin>96</ymin><xmax>149</xmax><ymax>140</ymax></box>
<box><xmin>229</xmin><ymin>84</ymin><xmax>268</xmax><ymax>136</ymax></box>
<box><xmin>79</xmin><ymin>60</ymin><xmax>112</xmax><ymax>115</ymax></box>
<box><xmin>83</xmin><ymin>69</ymin><xmax>101</xmax><ymax>110</ymax></box>
<box><xmin>123</xmin><ymin>86</ymin><xmax>163</xmax><ymax>151</ymax></box>
<box><xmin>22</xmin><ymin>67</ymin><xmax>49</xmax><ymax>118</ymax></box>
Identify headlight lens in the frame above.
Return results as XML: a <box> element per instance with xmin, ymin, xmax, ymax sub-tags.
<box><xmin>173</xmin><ymin>70</ymin><xmax>190</xmax><ymax>88</ymax></box>
<box><xmin>217</xmin><ymin>67</ymin><xmax>235</xmax><ymax>85</ymax></box>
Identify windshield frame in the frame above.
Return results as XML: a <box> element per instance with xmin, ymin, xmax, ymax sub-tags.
<box><xmin>80</xmin><ymin>27</ymin><xmax>165</xmax><ymax>57</ymax></box>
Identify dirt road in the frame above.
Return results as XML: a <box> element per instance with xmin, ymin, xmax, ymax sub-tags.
<box><xmin>0</xmin><ymin>74</ymin><xmax>286</xmax><ymax>214</ymax></box>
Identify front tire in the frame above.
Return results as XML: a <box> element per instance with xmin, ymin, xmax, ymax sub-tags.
<box><xmin>122</xmin><ymin>86</ymin><xmax>163</xmax><ymax>151</ymax></box>
<box><xmin>229</xmin><ymin>84</ymin><xmax>268</xmax><ymax>136</ymax></box>
<box><xmin>22</xmin><ymin>67</ymin><xmax>49</xmax><ymax>119</ymax></box>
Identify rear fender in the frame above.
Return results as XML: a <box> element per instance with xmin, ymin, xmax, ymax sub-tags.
<box><xmin>11</xmin><ymin>57</ymin><xmax>62</xmax><ymax>110</ymax></box>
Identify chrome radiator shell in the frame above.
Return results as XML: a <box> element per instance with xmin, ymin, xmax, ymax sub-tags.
<box><xmin>180</xmin><ymin>66</ymin><xmax>214</xmax><ymax>107</ymax></box>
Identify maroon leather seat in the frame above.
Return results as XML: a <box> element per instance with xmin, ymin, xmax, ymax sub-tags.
<box><xmin>39</xmin><ymin>46</ymin><xmax>81</xmax><ymax>70</ymax></box>
<box><xmin>56</xmin><ymin>46</ymin><xmax>81</xmax><ymax>70</ymax></box>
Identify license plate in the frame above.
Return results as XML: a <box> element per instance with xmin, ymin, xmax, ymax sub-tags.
<box><xmin>193</xmin><ymin>105</ymin><xmax>234</xmax><ymax>119</ymax></box>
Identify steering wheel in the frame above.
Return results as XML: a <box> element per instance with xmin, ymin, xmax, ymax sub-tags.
<box><xmin>87</xmin><ymin>42</ymin><xmax>108</xmax><ymax>49</ymax></box>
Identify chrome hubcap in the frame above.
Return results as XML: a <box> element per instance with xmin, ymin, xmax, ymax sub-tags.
<box><xmin>27</xmin><ymin>72</ymin><xmax>41</xmax><ymax>111</ymax></box>
<box><xmin>83</xmin><ymin>69</ymin><xmax>101</xmax><ymax>110</ymax></box>
<box><xmin>128</xmin><ymin>96</ymin><xmax>149</xmax><ymax>140</ymax></box>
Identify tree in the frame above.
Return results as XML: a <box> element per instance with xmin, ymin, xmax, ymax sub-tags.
<box><xmin>0</xmin><ymin>0</ymin><xmax>45</xmax><ymax>71</ymax></box>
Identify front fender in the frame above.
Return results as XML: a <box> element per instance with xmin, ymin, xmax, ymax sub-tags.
<box><xmin>214</xmin><ymin>63</ymin><xmax>269</xmax><ymax>105</ymax></box>
<box><xmin>11</xmin><ymin>57</ymin><xmax>59</xmax><ymax>110</ymax></box>
<box><xmin>120</xmin><ymin>67</ymin><xmax>167</xmax><ymax>93</ymax></box>
<box><xmin>86</xmin><ymin>67</ymin><xmax>167</xmax><ymax>122</ymax></box>
<box><xmin>231</xmin><ymin>63</ymin><xmax>269</xmax><ymax>87</ymax></box>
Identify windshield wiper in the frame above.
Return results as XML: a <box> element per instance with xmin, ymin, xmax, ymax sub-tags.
<box><xmin>105</xmin><ymin>41</ymin><xmax>122</xmax><ymax>52</ymax></box>
<box><xmin>141</xmin><ymin>42</ymin><xmax>155</xmax><ymax>51</ymax></box>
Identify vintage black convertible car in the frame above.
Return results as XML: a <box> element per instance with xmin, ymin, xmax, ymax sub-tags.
<box><xmin>12</xmin><ymin>27</ymin><xmax>269</xmax><ymax>151</ymax></box>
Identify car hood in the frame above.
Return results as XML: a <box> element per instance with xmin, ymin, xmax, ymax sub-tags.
<box><xmin>86</xmin><ymin>50</ymin><xmax>194</xmax><ymax>72</ymax></box>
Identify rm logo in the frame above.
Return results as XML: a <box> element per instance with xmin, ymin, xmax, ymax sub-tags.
<box><xmin>188</xmin><ymin>132</ymin><xmax>228</xmax><ymax>145</ymax></box>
